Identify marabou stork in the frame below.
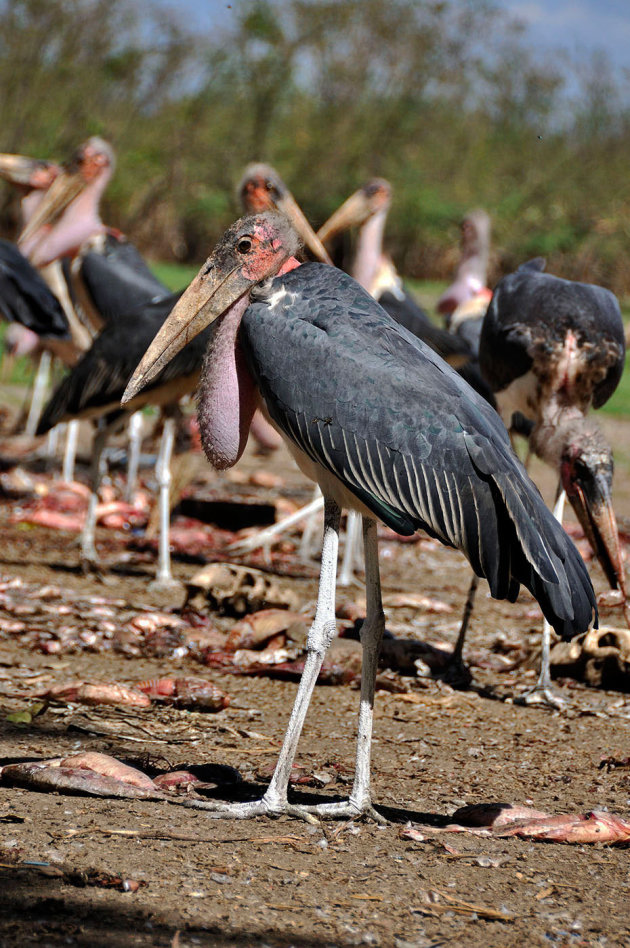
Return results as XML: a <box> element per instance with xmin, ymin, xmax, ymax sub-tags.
<box><xmin>123</xmin><ymin>213</ymin><xmax>597</xmax><ymax>820</ymax></box>
<box><xmin>478</xmin><ymin>258</ymin><xmax>628</xmax><ymax>704</ymax></box>
<box><xmin>18</xmin><ymin>138</ymin><xmax>172</xmax><ymax>337</ymax></box>
<box><xmin>6</xmin><ymin>138</ymin><xmax>171</xmax><ymax>481</ymax></box>
<box><xmin>437</xmin><ymin>209</ymin><xmax>492</xmax><ymax>324</ymax></box>
<box><xmin>35</xmin><ymin>161</ymin><xmax>332</xmax><ymax>583</ymax></box>
<box><xmin>317</xmin><ymin>179</ymin><xmax>472</xmax><ymax>367</ymax></box>
<box><xmin>238</xmin><ymin>163</ymin><xmax>332</xmax><ymax>266</ymax></box>
<box><xmin>0</xmin><ymin>152</ymin><xmax>78</xmax><ymax>437</ymax></box>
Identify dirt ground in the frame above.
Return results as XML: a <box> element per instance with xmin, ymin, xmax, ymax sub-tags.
<box><xmin>0</xmin><ymin>416</ymin><xmax>629</xmax><ymax>948</ymax></box>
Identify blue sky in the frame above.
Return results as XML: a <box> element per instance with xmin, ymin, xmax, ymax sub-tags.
<box><xmin>159</xmin><ymin>0</ymin><xmax>630</xmax><ymax>75</ymax></box>
<box><xmin>499</xmin><ymin>0</ymin><xmax>630</xmax><ymax>72</ymax></box>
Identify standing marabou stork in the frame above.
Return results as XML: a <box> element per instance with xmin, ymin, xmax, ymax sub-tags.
<box><xmin>35</xmin><ymin>165</ymin><xmax>332</xmax><ymax>584</ymax></box>
<box><xmin>317</xmin><ymin>179</ymin><xmax>472</xmax><ymax>367</ymax></box>
<box><xmin>437</xmin><ymin>209</ymin><xmax>492</xmax><ymax>326</ymax></box>
<box><xmin>479</xmin><ymin>258</ymin><xmax>628</xmax><ymax>704</ymax></box>
<box><xmin>0</xmin><ymin>152</ymin><xmax>77</xmax><ymax>437</ymax></box>
<box><xmin>123</xmin><ymin>213</ymin><xmax>596</xmax><ymax>821</ymax></box>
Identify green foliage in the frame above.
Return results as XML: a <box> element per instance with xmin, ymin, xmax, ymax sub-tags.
<box><xmin>148</xmin><ymin>259</ymin><xmax>199</xmax><ymax>291</ymax></box>
<box><xmin>0</xmin><ymin>0</ymin><xmax>629</xmax><ymax>295</ymax></box>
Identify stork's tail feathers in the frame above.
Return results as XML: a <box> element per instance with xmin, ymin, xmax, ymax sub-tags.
<box><xmin>491</xmin><ymin>470</ymin><xmax>597</xmax><ymax>639</ymax></box>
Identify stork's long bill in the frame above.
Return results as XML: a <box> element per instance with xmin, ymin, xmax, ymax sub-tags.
<box><xmin>0</xmin><ymin>153</ymin><xmax>57</xmax><ymax>189</ymax></box>
<box><xmin>122</xmin><ymin>213</ymin><xmax>301</xmax><ymax>405</ymax></box>
<box><xmin>17</xmin><ymin>137</ymin><xmax>114</xmax><ymax>250</ymax></box>
<box><xmin>239</xmin><ymin>163</ymin><xmax>332</xmax><ymax>265</ymax></box>
<box><xmin>561</xmin><ymin>450</ymin><xmax>628</xmax><ymax>605</ymax></box>
<box><xmin>317</xmin><ymin>179</ymin><xmax>391</xmax><ymax>244</ymax></box>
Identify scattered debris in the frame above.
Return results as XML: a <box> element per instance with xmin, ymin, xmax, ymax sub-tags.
<box><xmin>186</xmin><ymin>562</ymin><xmax>302</xmax><ymax>615</ymax></box>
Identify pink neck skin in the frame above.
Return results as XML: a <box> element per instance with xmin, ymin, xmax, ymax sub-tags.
<box><xmin>352</xmin><ymin>209</ymin><xmax>386</xmax><ymax>291</ymax></box>
<box><xmin>21</xmin><ymin>170</ymin><xmax>111</xmax><ymax>267</ymax></box>
<box><xmin>197</xmin><ymin>255</ymin><xmax>300</xmax><ymax>470</ymax></box>
<box><xmin>20</xmin><ymin>189</ymin><xmax>48</xmax><ymax>227</ymax></box>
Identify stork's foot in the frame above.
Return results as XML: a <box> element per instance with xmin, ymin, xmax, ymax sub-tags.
<box><xmin>516</xmin><ymin>682</ymin><xmax>567</xmax><ymax>710</ymax></box>
<box><xmin>297</xmin><ymin>798</ymin><xmax>387</xmax><ymax>825</ymax></box>
<box><xmin>181</xmin><ymin>792</ymin><xmax>386</xmax><ymax>824</ymax></box>
<box><xmin>436</xmin><ymin>655</ymin><xmax>473</xmax><ymax>690</ymax></box>
<box><xmin>148</xmin><ymin>575</ymin><xmax>185</xmax><ymax>596</ymax></box>
<box><xmin>79</xmin><ymin>552</ymin><xmax>114</xmax><ymax>583</ymax></box>
<box><xmin>181</xmin><ymin>795</ymin><xmax>317</xmax><ymax>823</ymax></box>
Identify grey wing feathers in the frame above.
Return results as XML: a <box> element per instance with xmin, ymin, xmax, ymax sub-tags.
<box><xmin>242</xmin><ymin>263</ymin><xmax>596</xmax><ymax>638</ymax></box>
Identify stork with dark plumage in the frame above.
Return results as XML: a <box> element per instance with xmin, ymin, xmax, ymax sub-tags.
<box><xmin>34</xmin><ymin>163</ymin><xmax>332</xmax><ymax>584</ymax></box>
<box><xmin>123</xmin><ymin>212</ymin><xmax>597</xmax><ymax>821</ymax></box>
<box><xmin>0</xmin><ymin>153</ymin><xmax>77</xmax><ymax>440</ymax></box>
<box><xmin>478</xmin><ymin>258</ymin><xmax>628</xmax><ymax>705</ymax></box>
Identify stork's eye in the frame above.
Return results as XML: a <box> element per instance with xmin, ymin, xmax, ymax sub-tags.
<box><xmin>237</xmin><ymin>238</ymin><xmax>253</xmax><ymax>254</ymax></box>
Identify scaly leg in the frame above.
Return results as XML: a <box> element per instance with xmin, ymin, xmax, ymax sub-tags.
<box><xmin>184</xmin><ymin>498</ymin><xmax>342</xmax><ymax>820</ymax></box>
<box><xmin>80</xmin><ymin>424</ymin><xmax>108</xmax><ymax>570</ymax></box>
<box><xmin>338</xmin><ymin>510</ymin><xmax>363</xmax><ymax>587</ymax></box>
<box><xmin>229</xmin><ymin>491</ymin><xmax>324</xmax><ymax>556</ymax></box>
<box><xmin>25</xmin><ymin>350</ymin><xmax>51</xmax><ymax>437</ymax></box>
<box><xmin>125</xmin><ymin>412</ymin><xmax>143</xmax><ymax>503</ymax></box>
<box><xmin>149</xmin><ymin>418</ymin><xmax>183</xmax><ymax>593</ymax></box>
<box><xmin>62</xmin><ymin>420</ymin><xmax>80</xmax><ymax>483</ymax></box>
<box><xmin>298</xmin><ymin>516</ymin><xmax>387</xmax><ymax>821</ymax></box>
<box><xmin>298</xmin><ymin>486</ymin><xmax>323</xmax><ymax>561</ymax></box>
<box><xmin>440</xmin><ymin>572</ymin><xmax>477</xmax><ymax>687</ymax></box>
<box><xmin>519</xmin><ymin>487</ymin><xmax>567</xmax><ymax>709</ymax></box>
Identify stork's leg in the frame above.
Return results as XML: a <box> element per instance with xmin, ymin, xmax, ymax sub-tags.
<box><xmin>62</xmin><ymin>420</ymin><xmax>80</xmax><ymax>483</ymax></box>
<box><xmin>125</xmin><ymin>412</ymin><xmax>143</xmax><ymax>503</ymax></box>
<box><xmin>25</xmin><ymin>350</ymin><xmax>52</xmax><ymax>437</ymax></box>
<box><xmin>80</xmin><ymin>424</ymin><xmax>108</xmax><ymax>570</ymax></box>
<box><xmin>440</xmin><ymin>573</ymin><xmax>477</xmax><ymax>687</ymax></box>
<box><xmin>519</xmin><ymin>488</ymin><xmax>567</xmax><ymax>709</ymax></box>
<box><xmin>298</xmin><ymin>487</ymin><xmax>323</xmax><ymax>561</ymax></box>
<box><xmin>338</xmin><ymin>510</ymin><xmax>363</xmax><ymax>587</ymax></box>
<box><xmin>183</xmin><ymin>498</ymin><xmax>342</xmax><ymax>820</ymax></box>
<box><xmin>46</xmin><ymin>423</ymin><xmax>62</xmax><ymax>463</ymax></box>
<box><xmin>149</xmin><ymin>418</ymin><xmax>183</xmax><ymax>593</ymax></box>
<box><xmin>228</xmin><ymin>491</ymin><xmax>324</xmax><ymax>555</ymax></box>
<box><xmin>297</xmin><ymin>516</ymin><xmax>387</xmax><ymax>822</ymax></box>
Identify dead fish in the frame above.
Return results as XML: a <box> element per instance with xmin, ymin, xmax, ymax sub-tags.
<box><xmin>383</xmin><ymin>593</ymin><xmax>453</xmax><ymax>613</ymax></box>
<box><xmin>59</xmin><ymin>752</ymin><xmax>157</xmax><ymax>791</ymax></box>
<box><xmin>13</xmin><ymin>509</ymin><xmax>84</xmax><ymax>531</ymax></box>
<box><xmin>39</xmin><ymin>680</ymin><xmax>151</xmax><ymax>709</ymax></box>
<box><xmin>136</xmin><ymin>677</ymin><xmax>230</xmax><ymax>711</ymax></box>
<box><xmin>129</xmin><ymin>613</ymin><xmax>185</xmax><ymax>634</ymax></box>
<box><xmin>495</xmin><ymin>810</ymin><xmax>630</xmax><ymax>845</ymax></box>
<box><xmin>153</xmin><ymin>770</ymin><xmax>202</xmax><ymax>791</ymax></box>
<box><xmin>0</xmin><ymin>762</ymin><xmax>164</xmax><ymax>799</ymax></box>
<box><xmin>450</xmin><ymin>803</ymin><xmax>551</xmax><ymax>829</ymax></box>
<box><xmin>225</xmin><ymin>609</ymin><xmax>306</xmax><ymax>651</ymax></box>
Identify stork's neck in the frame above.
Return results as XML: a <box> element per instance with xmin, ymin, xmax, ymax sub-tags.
<box><xmin>352</xmin><ymin>209</ymin><xmax>387</xmax><ymax>292</ymax></box>
<box><xmin>197</xmin><ymin>293</ymin><xmax>259</xmax><ymax>470</ymax></box>
<box><xmin>530</xmin><ymin>401</ymin><xmax>587</xmax><ymax>469</ymax></box>
<box><xmin>458</xmin><ymin>231</ymin><xmax>489</xmax><ymax>287</ymax></box>
<box><xmin>26</xmin><ymin>175</ymin><xmax>110</xmax><ymax>267</ymax></box>
<box><xmin>20</xmin><ymin>189</ymin><xmax>47</xmax><ymax>227</ymax></box>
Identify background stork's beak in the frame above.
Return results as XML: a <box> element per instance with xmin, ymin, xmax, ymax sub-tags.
<box><xmin>18</xmin><ymin>167</ymin><xmax>85</xmax><ymax>246</ymax></box>
<box><xmin>317</xmin><ymin>189</ymin><xmax>372</xmax><ymax>244</ymax></box>
<box><xmin>567</xmin><ymin>471</ymin><xmax>627</xmax><ymax>598</ymax></box>
<box><xmin>275</xmin><ymin>191</ymin><xmax>332</xmax><ymax>264</ymax></box>
<box><xmin>0</xmin><ymin>153</ymin><xmax>54</xmax><ymax>187</ymax></box>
